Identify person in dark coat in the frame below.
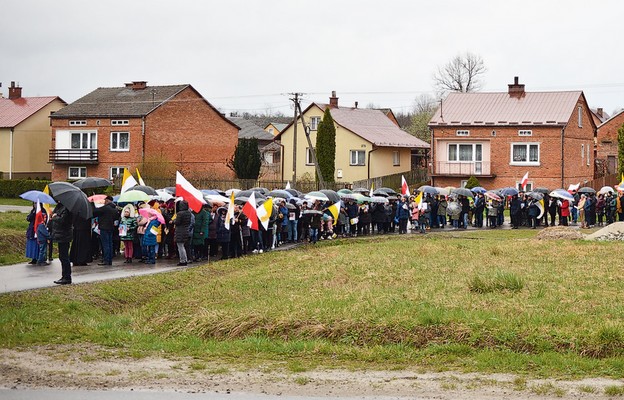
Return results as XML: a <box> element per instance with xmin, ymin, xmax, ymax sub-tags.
<box><xmin>509</xmin><ymin>194</ymin><xmax>521</xmax><ymax>229</ymax></box>
<box><xmin>70</xmin><ymin>214</ymin><xmax>94</xmax><ymax>266</ymax></box>
<box><xmin>229</xmin><ymin>208</ymin><xmax>243</xmax><ymax>258</ymax></box>
<box><xmin>371</xmin><ymin>203</ymin><xmax>386</xmax><ymax>234</ymax></box>
<box><xmin>473</xmin><ymin>193</ymin><xmax>485</xmax><ymax>228</ymax></box>
<box><xmin>527</xmin><ymin>198</ymin><xmax>540</xmax><ymax>229</ymax></box>
<box><xmin>36</xmin><ymin>215</ymin><xmax>50</xmax><ymax>265</ymax></box>
<box><xmin>207</xmin><ymin>204</ymin><xmax>219</xmax><ymax>258</ymax></box>
<box><xmin>173</xmin><ymin>200</ymin><xmax>192</xmax><ymax>266</ymax></box>
<box><xmin>547</xmin><ymin>196</ymin><xmax>558</xmax><ymax>227</ymax></box>
<box><xmin>215</xmin><ymin>207</ymin><xmax>231</xmax><ymax>259</ymax></box>
<box><xmin>49</xmin><ymin>202</ymin><xmax>73</xmax><ymax>284</ymax></box>
<box><xmin>346</xmin><ymin>200</ymin><xmax>359</xmax><ymax>236</ymax></box>
<box><xmin>92</xmin><ymin>196</ymin><xmax>119</xmax><ymax>265</ymax></box>
<box><xmin>395</xmin><ymin>196</ymin><xmax>410</xmax><ymax>234</ymax></box>
<box><xmin>192</xmin><ymin>206</ymin><xmax>210</xmax><ymax>262</ymax></box>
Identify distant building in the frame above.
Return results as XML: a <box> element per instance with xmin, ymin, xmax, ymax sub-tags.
<box><xmin>0</xmin><ymin>82</ymin><xmax>66</xmax><ymax>179</ymax></box>
<box><xmin>428</xmin><ymin>77</ymin><xmax>597</xmax><ymax>190</ymax></box>
<box><xmin>264</xmin><ymin>122</ymin><xmax>288</xmax><ymax>137</ymax></box>
<box><xmin>49</xmin><ymin>81</ymin><xmax>239</xmax><ymax>182</ymax></box>
<box><xmin>228</xmin><ymin>116</ymin><xmax>281</xmax><ymax>180</ymax></box>
<box><xmin>596</xmin><ymin>109</ymin><xmax>624</xmax><ymax>175</ymax></box>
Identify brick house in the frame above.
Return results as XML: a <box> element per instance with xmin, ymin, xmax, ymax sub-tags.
<box><xmin>0</xmin><ymin>82</ymin><xmax>66</xmax><ymax>179</ymax></box>
<box><xmin>428</xmin><ymin>77</ymin><xmax>597</xmax><ymax>190</ymax></box>
<box><xmin>49</xmin><ymin>81</ymin><xmax>239</xmax><ymax>182</ymax></box>
<box><xmin>596</xmin><ymin>109</ymin><xmax>624</xmax><ymax>175</ymax></box>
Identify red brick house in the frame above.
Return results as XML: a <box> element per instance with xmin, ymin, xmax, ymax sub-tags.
<box><xmin>49</xmin><ymin>81</ymin><xmax>239</xmax><ymax>182</ymax></box>
<box><xmin>428</xmin><ymin>77</ymin><xmax>597</xmax><ymax>190</ymax></box>
<box><xmin>596</xmin><ymin>109</ymin><xmax>624</xmax><ymax>175</ymax></box>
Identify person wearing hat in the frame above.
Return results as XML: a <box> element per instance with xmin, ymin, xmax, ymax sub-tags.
<box><xmin>92</xmin><ymin>196</ymin><xmax>119</xmax><ymax>266</ymax></box>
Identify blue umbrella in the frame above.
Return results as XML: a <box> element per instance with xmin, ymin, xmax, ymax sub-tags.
<box><xmin>470</xmin><ymin>186</ymin><xmax>487</xmax><ymax>194</ymax></box>
<box><xmin>549</xmin><ymin>189</ymin><xmax>574</xmax><ymax>202</ymax></box>
<box><xmin>19</xmin><ymin>190</ymin><xmax>57</xmax><ymax>204</ymax></box>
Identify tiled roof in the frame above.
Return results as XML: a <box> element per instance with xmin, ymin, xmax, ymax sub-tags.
<box><xmin>50</xmin><ymin>85</ymin><xmax>189</xmax><ymax>118</ymax></box>
<box><xmin>328</xmin><ymin>107</ymin><xmax>429</xmax><ymax>148</ymax></box>
<box><xmin>228</xmin><ymin>117</ymin><xmax>274</xmax><ymax>141</ymax></box>
<box><xmin>0</xmin><ymin>96</ymin><xmax>62</xmax><ymax>128</ymax></box>
<box><xmin>428</xmin><ymin>91</ymin><xmax>584</xmax><ymax>126</ymax></box>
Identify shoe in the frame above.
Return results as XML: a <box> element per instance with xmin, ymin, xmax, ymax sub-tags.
<box><xmin>54</xmin><ymin>278</ymin><xmax>71</xmax><ymax>285</ymax></box>
<box><xmin>28</xmin><ymin>259</ymin><xmax>38</xmax><ymax>265</ymax></box>
<box><xmin>176</xmin><ymin>262</ymin><xmax>187</xmax><ymax>266</ymax></box>
<box><xmin>98</xmin><ymin>262</ymin><xmax>112</xmax><ymax>266</ymax></box>
<box><xmin>36</xmin><ymin>262</ymin><xmax>49</xmax><ymax>266</ymax></box>
<box><xmin>259</xmin><ymin>249</ymin><xmax>263</xmax><ymax>254</ymax></box>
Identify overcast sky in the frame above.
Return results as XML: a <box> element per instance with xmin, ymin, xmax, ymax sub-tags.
<box><xmin>2</xmin><ymin>0</ymin><xmax>623</xmax><ymax>117</ymax></box>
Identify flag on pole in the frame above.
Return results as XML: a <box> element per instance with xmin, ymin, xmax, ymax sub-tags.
<box><xmin>224</xmin><ymin>191</ymin><xmax>236</xmax><ymax>230</ymax></box>
<box><xmin>121</xmin><ymin>168</ymin><xmax>138</xmax><ymax>193</ymax></box>
<box><xmin>257</xmin><ymin>197</ymin><xmax>273</xmax><ymax>231</ymax></box>
<box><xmin>285</xmin><ymin>181</ymin><xmax>291</xmax><ymax>190</ymax></box>
<box><xmin>42</xmin><ymin>185</ymin><xmax>52</xmax><ymax>217</ymax></box>
<box><xmin>620</xmin><ymin>173</ymin><xmax>624</xmax><ymax>186</ymax></box>
<box><xmin>34</xmin><ymin>200</ymin><xmax>44</xmax><ymax>238</ymax></box>
<box><xmin>136</xmin><ymin>168</ymin><xmax>146</xmax><ymax>186</ymax></box>
<box><xmin>401</xmin><ymin>175</ymin><xmax>410</xmax><ymax>196</ymax></box>
<box><xmin>327</xmin><ymin>201</ymin><xmax>341</xmax><ymax>225</ymax></box>
<box><xmin>414</xmin><ymin>191</ymin><xmax>422</xmax><ymax>206</ymax></box>
<box><xmin>369</xmin><ymin>182</ymin><xmax>374</xmax><ymax>197</ymax></box>
<box><xmin>568</xmin><ymin>182</ymin><xmax>580</xmax><ymax>192</ymax></box>
<box><xmin>537</xmin><ymin>198</ymin><xmax>545</xmax><ymax>219</ymax></box>
<box><xmin>175</xmin><ymin>171</ymin><xmax>206</xmax><ymax>213</ymax></box>
<box><xmin>520</xmin><ymin>172</ymin><xmax>529</xmax><ymax>191</ymax></box>
<box><xmin>241</xmin><ymin>191</ymin><xmax>259</xmax><ymax>230</ymax></box>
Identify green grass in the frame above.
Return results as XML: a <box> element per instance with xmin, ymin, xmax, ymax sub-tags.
<box><xmin>0</xmin><ymin>197</ymin><xmax>32</xmax><ymax>206</ymax></box>
<box><xmin>0</xmin><ymin>211</ymin><xmax>29</xmax><ymax>265</ymax></box>
<box><xmin>2</xmin><ymin>229</ymin><xmax>624</xmax><ymax>379</ymax></box>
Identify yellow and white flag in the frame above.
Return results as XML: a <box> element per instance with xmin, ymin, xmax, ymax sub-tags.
<box><xmin>42</xmin><ymin>184</ymin><xmax>52</xmax><ymax>217</ymax></box>
<box><xmin>224</xmin><ymin>191</ymin><xmax>235</xmax><ymax>230</ymax></box>
<box><xmin>414</xmin><ymin>191</ymin><xmax>423</xmax><ymax>206</ymax></box>
<box><xmin>537</xmin><ymin>198</ymin><xmax>545</xmax><ymax>219</ymax></box>
<box><xmin>136</xmin><ymin>168</ymin><xmax>146</xmax><ymax>186</ymax></box>
<box><xmin>327</xmin><ymin>201</ymin><xmax>341</xmax><ymax>225</ymax></box>
<box><xmin>121</xmin><ymin>168</ymin><xmax>138</xmax><ymax>193</ymax></box>
<box><xmin>256</xmin><ymin>197</ymin><xmax>273</xmax><ymax>231</ymax></box>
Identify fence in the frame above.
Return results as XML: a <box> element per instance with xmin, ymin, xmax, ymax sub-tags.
<box><xmin>352</xmin><ymin>169</ymin><xmax>430</xmax><ymax>191</ymax></box>
<box><xmin>585</xmin><ymin>172</ymin><xmax>620</xmax><ymax>191</ymax></box>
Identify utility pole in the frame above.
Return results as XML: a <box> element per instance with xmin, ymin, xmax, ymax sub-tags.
<box><xmin>295</xmin><ymin>99</ymin><xmax>326</xmax><ymax>190</ymax></box>
<box><xmin>290</xmin><ymin>93</ymin><xmax>300</xmax><ymax>185</ymax></box>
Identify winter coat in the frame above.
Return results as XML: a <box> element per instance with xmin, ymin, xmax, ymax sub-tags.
<box><xmin>119</xmin><ymin>216</ymin><xmax>137</xmax><ymax>241</ymax></box>
<box><xmin>173</xmin><ymin>201</ymin><xmax>192</xmax><ymax>243</ymax></box>
<box><xmin>26</xmin><ymin>207</ymin><xmax>37</xmax><ymax>240</ymax></box>
<box><xmin>49</xmin><ymin>203</ymin><xmax>73</xmax><ymax>243</ymax></box>
<box><xmin>395</xmin><ymin>200</ymin><xmax>410</xmax><ymax>220</ymax></box>
<box><xmin>215</xmin><ymin>211</ymin><xmax>231</xmax><ymax>243</ymax></box>
<box><xmin>346</xmin><ymin>202</ymin><xmax>359</xmax><ymax>218</ymax></box>
<box><xmin>36</xmin><ymin>223</ymin><xmax>50</xmax><ymax>244</ymax></box>
<box><xmin>92</xmin><ymin>202</ymin><xmax>119</xmax><ymax>231</ymax></box>
<box><xmin>358</xmin><ymin>206</ymin><xmax>371</xmax><ymax>224</ymax></box>
<box><xmin>509</xmin><ymin>197</ymin><xmax>521</xmax><ymax>215</ymax></box>
<box><xmin>371</xmin><ymin>203</ymin><xmax>386</xmax><ymax>223</ymax></box>
<box><xmin>527</xmin><ymin>201</ymin><xmax>540</xmax><ymax>218</ymax></box>
<box><xmin>142</xmin><ymin>219</ymin><xmax>160</xmax><ymax>246</ymax></box>
<box><xmin>309</xmin><ymin>212</ymin><xmax>322</xmax><ymax>229</ymax></box>
<box><xmin>192</xmin><ymin>208</ymin><xmax>210</xmax><ymax>246</ymax></box>
<box><xmin>560</xmin><ymin>200</ymin><xmax>570</xmax><ymax>217</ymax></box>
<box><xmin>437</xmin><ymin>199</ymin><xmax>448</xmax><ymax>216</ymax></box>
<box><xmin>279</xmin><ymin>205</ymin><xmax>289</xmax><ymax>227</ymax></box>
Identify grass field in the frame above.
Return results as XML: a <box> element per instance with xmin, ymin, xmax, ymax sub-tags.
<box><xmin>0</xmin><ymin>197</ymin><xmax>32</xmax><ymax>206</ymax></box>
<box><xmin>1</xmin><ymin>229</ymin><xmax>623</xmax><ymax>379</ymax></box>
<box><xmin>0</xmin><ymin>211</ymin><xmax>29</xmax><ymax>265</ymax></box>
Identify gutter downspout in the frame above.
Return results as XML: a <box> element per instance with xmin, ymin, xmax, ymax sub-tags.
<box><xmin>9</xmin><ymin>128</ymin><xmax>14</xmax><ymax>180</ymax></box>
<box><xmin>141</xmin><ymin>117</ymin><xmax>146</xmax><ymax>165</ymax></box>
<box><xmin>430</xmin><ymin>128</ymin><xmax>434</xmax><ymax>186</ymax></box>
<box><xmin>277</xmin><ymin>141</ymin><xmax>285</xmax><ymax>183</ymax></box>
<box><xmin>561</xmin><ymin>125</ymin><xmax>567</xmax><ymax>188</ymax></box>
<box><xmin>367</xmin><ymin>146</ymin><xmax>379</xmax><ymax>182</ymax></box>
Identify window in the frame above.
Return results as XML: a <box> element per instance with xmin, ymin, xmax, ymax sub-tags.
<box><xmin>516</xmin><ymin>181</ymin><xmax>533</xmax><ymax>192</ymax></box>
<box><xmin>587</xmin><ymin>143</ymin><xmax>590</xmax><ymax>166</ymax></box>
<box><xmin>70</xmin><ymin>131</ymin><xmax>97</xmax><ymax>149</ymax></box>
<box><xmin>511</xmin><ymin>143</ymin><xmax>539</xmax><ymax>165</ymax></box>
<box><xmin>69</xmin><ymin>120</ymin><xmax>87</xmax><ymax>126</ymax></box>
<box><xmin>110</xmin><ymin>132</ymin><xmax>129</xmax><ymax>151</ymax></box>
<box><xmin>264</xmin><ymin>152</ymin><xmax>274</xmax><ymax>164</ymax></box>
<box><xmin>349</xmin><ymin>150</ymin><xmax>365</xmax><ymax>166</ymax></box>
<box><xmin>268</xmin><ymin>128</ymin><xmax>274</xmax><ymax>135</ymax></box>
<box><xmin>309</xmin><ymin>117</ymin><xmax>321</xmax><ymax>131</ymax></box>
<box><xmin>110</xmin><ymin>166</ymin><xmax>125</xmax><ymax>180</ymax></box>
<box><xmin>306</xmin><ymin>147</ymin><xmax>315</xmax><ymax>165</ymax></box>
<box><xmin>518</xmin><ymin>130</ymin><xmax>532</xmax><ymax>136</ymax></box>
<box><xmin>456</xmin><ymin>130</ymin><xmax>470</xmax><ymax>136</ymax></box>
<box><xmin>581</xmin><ymin>144</ymin><xmax>585</xmax><ymax>161</ymax></box>
<box><xmin>111</xmin><ymin>120</ymin><xmax>129</xmax><ymax>126</ymax></box>
<box><xmin>68</xmin><ymin>166</ymin><xmax>87</xmax><ymax>179</ymax></box>
<box><xmin>392</xmin><ymin>151</ymin><xmax>400</xmax><ymax>166</ymax></box>
<box><xmin>578</xmin><ymin>106</ymin><xmax>583</xmax><ymax>128</ymax></box>
<box><xmin>448</xmin><ymin>143</ymin><xmax>482</xmax><ymax>162</ymax></box>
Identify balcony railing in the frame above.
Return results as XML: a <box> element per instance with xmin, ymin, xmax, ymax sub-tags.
<box><xmin>49</xmin><ymin>149</ymin><xmax>99</xmax><ymax>164</ymax></box>
<box><xmin>434</xmin><ymin>161</ymin><xmax>491</xmax><ymax>176</ymax></box>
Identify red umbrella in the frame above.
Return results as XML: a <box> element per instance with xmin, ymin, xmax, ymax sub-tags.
<box><xmin>484</xmin><ymin>191</ymin><xmax>502</xmax><ymax>202</ymax></box>
<box><xmin>88</xmin><ymin>194</ymin><xmax>108</xmax><ymax>203</ymax></box>
<box><xmin>139</xmin><ymin>207</ymin><xmax>165</xmax><ymax>225</ymax></box>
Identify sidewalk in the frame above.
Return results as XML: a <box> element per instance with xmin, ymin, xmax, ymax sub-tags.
<box><xmin>0</xmin><ymin>205</ymin><xmax>31</xmax><ymax>213</ymax></box>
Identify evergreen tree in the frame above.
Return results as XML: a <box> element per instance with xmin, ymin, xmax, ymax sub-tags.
<box><xmin>228</xmin><ymin>138</ymin><xmax>261</xmax><ymax>179</ymax></box>
<box><xmin>315</xmin><ymin>108</ymin><xmax>336</xmax><ymax>183</ymax></box>
<box><xmin>619</xmin><ymin>124</ymin><xmax>624</xmax><ymax>178</ymax></box>
<box><xmin>464</xmin><ymin>176</ymin><xmax>480</xmax><ymax>189</ymax></box>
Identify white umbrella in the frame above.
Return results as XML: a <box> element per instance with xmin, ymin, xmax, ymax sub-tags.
<box><xmin>225</xmin><ymin>188</ymin><xmax>241</xmax><ymax>196</ymax></box>
<box><xmin>305</xmin><ymin>191</ymin><xmax>329</xmax><ymax>201</ymax></box>
<box><xmin>599</xmin><ymin>186</ymin><xmax>615</xmax><ymax>195</ymax></box>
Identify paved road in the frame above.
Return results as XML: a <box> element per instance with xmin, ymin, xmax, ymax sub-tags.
<box><xmin>0</xmin><ymin>205</ymin><xmax>31</xmax><ymax>213</ymax></box>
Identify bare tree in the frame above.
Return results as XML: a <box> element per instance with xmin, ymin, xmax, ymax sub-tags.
<box><xmin>405</xmin><ymin>94</ymin><xmax>438</xmax><ymax>144</ymax></box>
<box><xmin>433</xmin><ymin>52</ymin><xmax>486</xmax><ymax>93</ymax></box>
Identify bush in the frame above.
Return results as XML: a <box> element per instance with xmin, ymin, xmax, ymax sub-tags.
<box><xmin>0</xmin><ymin>179</ymin><xmax>52</xmax><ymax>198</ymax></box>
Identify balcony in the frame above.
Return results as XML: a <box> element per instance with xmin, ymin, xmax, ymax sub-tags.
<box><xmin>49</xmin><ymin>149</ymin><xmax>99</xmax><ymax>164</ymax></box>
<box><xmin>432</xmin><ymin>161</ymin><xmax>493</xmax><ymax>177</ymax></box>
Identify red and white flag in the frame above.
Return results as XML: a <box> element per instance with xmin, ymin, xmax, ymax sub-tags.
<box><xmin>34</xmin><ymin>200</ymin><xmax>44</xmax><ymax>238</ymax></box>
<box><xmin>401</xmin><ymin>175</ymin><xmax>410</xmax><ymax>196</ymax></box>
<box><xmin>175</xmin><ymin>171</ymin><xmax>206</xmax><ymax>213</ymax></box>
<box><xmin>568</xmin><ymin>182</ymin><xmax>580</xmax><ymax>192</ymax></box>
<box><xmin>520</xmin><ymin>172</ymin><xmax>529</xmax><ymax>191</ymax></box>
<box><xmin>241</xmin><ymin>191</ymin><xmax>259</xmax><ymax>230</ymax></box>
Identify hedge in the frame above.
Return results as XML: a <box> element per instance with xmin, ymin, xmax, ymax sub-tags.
<box><xmin>0</xmin><ymin>180</ymin><xmax>52</xmax><ymax>198</ymax></box>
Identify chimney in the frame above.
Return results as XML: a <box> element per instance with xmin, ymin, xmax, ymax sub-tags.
<box><xmin>508</xmin><ymin>76</ymin><xmax>525</xmax><ymax>98</ymax></box>
<box><xmin>329</xmin><ymin>90</ymin><xmax>339</xmax><ymax>107</ymax></box>
<box><xmin>597</xmin><ymin>108</ymin><xmax>604</xmax><ymax>118</ymax></box>
<box><xmin>355</xmin><ymin>101</ymin><xmax>358</xmax><ymax>109</ymax></box>
<box><xmin>8</xmin><ymin>81</ymin><xmax>22</xmax><ymax>100</ymax></box>
<box><xmin>125</xmin><ymin>81</ymin><xmax>147</xmax><ymax>90</ymax></box>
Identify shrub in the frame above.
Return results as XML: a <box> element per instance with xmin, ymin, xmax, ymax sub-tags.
<box><xmin>0</xmin><ymin>179</ymin><xmax>52</xmax><ymax>198</ymax></box>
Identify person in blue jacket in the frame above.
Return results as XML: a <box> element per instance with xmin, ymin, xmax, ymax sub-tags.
<box><xmin>395</xmin><ymin>195</ymin><xmax>410</xmax><ymax>234</ymax></box>
<box><xmin>142</xmin><ymin>216</ymin><xmax>161</xmax><ymax>264</ymax></box>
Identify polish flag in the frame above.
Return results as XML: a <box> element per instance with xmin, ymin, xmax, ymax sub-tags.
<box><xmin>520</xmin><ymin>172</ymin><xmax>529</xmax><ymax>191</ymax></box>
<box><xmin>401</xmin><ymin>175</ymin><xmax>410</xmax><ymax>196</ymax></box>
<box><xmin>175</xmin><ymin>171</ymin><xmax>206</xmax><ymax>213</ymax></box>
<box><xmin>34</xmin><ymin>200</ymin><xmax>44</xmax><ymax>238</ymax></box>
<box><xmin>241</xmin><ymin>191</ymin><xmax>259</xmax><ymax>230</ymax></box>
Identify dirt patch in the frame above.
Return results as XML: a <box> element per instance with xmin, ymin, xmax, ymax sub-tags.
<box><xmin>0</xmin><ymin>345</ymin><xmax>618</xmax><ymax>399</ymax></box>
<box><xmin>536</xmin><ymin>226</ymin><xmax>585</xmax><ymax>240</ymax></box>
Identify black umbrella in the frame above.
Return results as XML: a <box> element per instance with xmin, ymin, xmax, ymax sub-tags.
<box><xmin>526</xmin><ymin>191</ymin><xmax>544</xmax><ymax>200</ymax></box>
<box><xmin>285</xmin><ymin>188</ymin><xmax>303</xmax><ymax>197</ymax></box>
<box><xmin>418</xmin><ymin>185</ymin><xmax>438</xmax><ymax>195</ymax></box>
<box><xmin>533</xmin><ymin>187</ymin><xmax>550</xmax><ymax>194</ymax></box>
<box><xmin>353</xmin><ymin>187</ymin><xmax>369</xmax><ymax>194</ymax></box>
<box><xmin>577</xmin><ymin>186</ymin><xmax>596</xmax><ymax>194</ymax></box>
<box><xmin>250</xmin><ymin>187</ymin><xmax>270</xmax><ymax>196</ymax></box>
<box><xmin>236</xmin><ymin>189</ymin><xmax>266</xmax><ymax>199</ymax></box>
<box><xmin>48</xmin><ymin>182</ymin><xmax>93</xmax><ymax>219</ymax></box>
<box><xmin>131</xmin><ymin>185</ymin><xmax>157</xmax><ymax>195</ymax></box>
<box><xmin>163</xmin><ymin>187</ymin><xmax>176</xmax><ymax>195</ymax></box>
<box><xmin>451</xmin><ymin>188</ymin><xmax>474</xmax><ymax>198</ymax></box>
<box><xmin>319</xmin><ymin>189</ymin><xmax>340</xmax><ymax>203</ymax></box>
<box><xmin>72</xmin><ymin>177</ymin><xmax>112</xmax><ymax>190</ymax></box>
<box><xmin>372</xmin><ymin>189</ymin><xmax>389</xmax><ymax>197</ymax></box>
<box><xmin>378</xmin><ymin>187</ymin><xmax>398</xmax><ymax>195</ymax></box>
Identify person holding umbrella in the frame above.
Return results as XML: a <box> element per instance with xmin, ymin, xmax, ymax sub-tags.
<box><xmin>49</xmin><ymin>202</ymin><xmax>73</xmax><ymax>285</ymax></box>
<box><xmin>92</xmin><ymin>196</ymin><xmax>119</xmax><ymax>266</ymax></box>
<box><xmin>141</xmin><ymin>210</ymin><xmax>161</xmax><ymax>264</ymax></box>
<box><xmin>25</xmin><ymin>203</ymin><xmax>42</xmax><ymax>265</ymax></box>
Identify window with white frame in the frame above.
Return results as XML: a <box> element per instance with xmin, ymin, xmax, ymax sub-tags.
<box><xmin>511</xmin><ymin>143</ymin><xmax>539</xmax><ymax>165</ymax></box>
<box><xmin>448</xmin><ymin>143</ymin><xmax>482</xmax><ymax>162</ymax></box>
<box><xmin>110</xmin><ymin>166</ymin><xmax>125</xmax><ymax>180</ymax></box>
<box><xmin>350</xmin><ymin>150</ymin><xmax>366</xmax><ymax>166</ymax></box>
<box><xmin>392</xmin><ymin>151</ymin><xmax>400</xmax><ymax>166</ymax></box>
<box><xmin>68</xmin><ymin>166</ymin><xmax>87</xmax><ymax>179</ymax></box>
<box><xmin>268</xmin><ymin>128</ymin><xmax>274</xmax><ymax>135</ymax></box>
<box><xmin>581</xmin><ymin>144</ymin><xmax>585</xmax><ymax>161</ymax></box>
<box><xmin>456</xmin><ymin>130</ymin><xmax>470</xmax><ymax>136</ymax></box>
<box><xmin>518</xmin><ymin>130</ymin><xmax>532</xmax><ymax>136</ymax></box>
<box><xmin>309</xmin><ymin>116</ymin><xmax>321</xmax><ymax>131</ymax></box>
<box><xmin>111</xmin><ymin>120</ymin><xmax>129</xmax><ymax>126</ymax></box>
<box><xmin>578</xmin><ymin>106</ymin><xmax>583</xmax><ymax>128</ymax></box>
<box><xmin>70</xmin><ymin>131</ymin><xmax>97</xmax><ymax>149</ymax></box>
<box><xmin>264</xmin><ymin>152</ymin><xmax>274</xmax><ymax>164</ymax></box>
<box><xmin>110</xmin><ymin>132</ymin><xmax>129</xmax><ymax>151</ymax></box>
<box><xmin>69</xmin><ymin>120</ymin><xmax>87</xmax><ymax>126</ymax></box>
<box><xmin>587</xmin><ymin>143</ymin><xmax>590</xmax><ymax>166</ymax></box>
<box><xmin>306</xmin><ymin>147</ymin><xmax>315</xmax><ymax>165</ymax></box>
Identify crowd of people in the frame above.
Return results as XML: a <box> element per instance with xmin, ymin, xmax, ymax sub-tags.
<box><xmin>24</xmin><ymin>187</ymin><xmax>622</xmax><ymax>286</ymax></box>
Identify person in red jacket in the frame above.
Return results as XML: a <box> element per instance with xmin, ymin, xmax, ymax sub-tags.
<box><xmin>560</xmin><ymin>199</ymin><xmax>570</xmax><ymax>226</ymax></box>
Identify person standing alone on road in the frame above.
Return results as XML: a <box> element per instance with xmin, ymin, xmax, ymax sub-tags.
<box><xmin>50</xmin><ymin>202</ymin><xmax>73</xmax><ymax>285</ymax></box>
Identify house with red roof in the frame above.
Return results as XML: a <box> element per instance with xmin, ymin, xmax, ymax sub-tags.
<box><xmin>428</xmin><ymin>77</ymin><xmax>597</xmax><ymax>190</ymax></box>
<box><xmin>596</xmin><ymin>109</ymin><xmax>624</xmax><ymax>175</ymax></box>
<box><xmin>49</xmin><ymin>81</ymin><xmax>239</xmax><ymax>182</ymax></box>
<box><xmin>0</xmin><ymin>82</ymin><xmax>66</xmax><ymax>179</ymax></box>
<box><xmin>276</xmin><ymin>91</ymin><xmax>429</xmax><ymax>184</ymax></box>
